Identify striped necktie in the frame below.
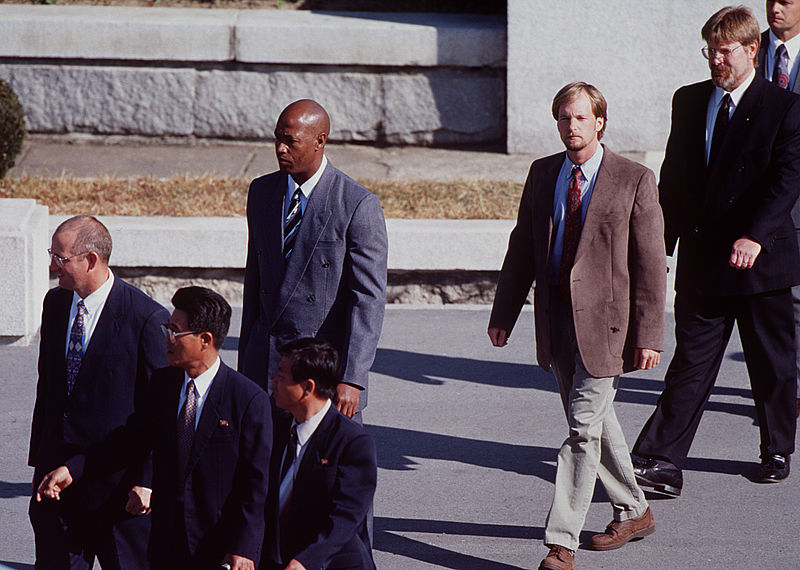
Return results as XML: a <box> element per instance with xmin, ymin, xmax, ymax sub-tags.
<box><xmin>283</xmin><ymin>187</ymin><xmax>303</xmax><ymax>261</ymax></box>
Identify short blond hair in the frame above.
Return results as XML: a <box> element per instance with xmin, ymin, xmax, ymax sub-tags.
<box><xmin>551</xmin><ymin>82</ymin><xmax>608</xmax><ymax>140</ymax></box>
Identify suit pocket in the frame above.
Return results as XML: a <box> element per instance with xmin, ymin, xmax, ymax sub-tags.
<box><xmin>606</xmin><ymin>300</ymin><xmax>629</xmax><ymax>358</ymax></box>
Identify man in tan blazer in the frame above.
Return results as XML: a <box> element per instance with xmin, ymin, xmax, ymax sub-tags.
<box><xmin>488</xmin><ymin>82</ymin><xmax>666</xmax><ymax>570</ymax></box>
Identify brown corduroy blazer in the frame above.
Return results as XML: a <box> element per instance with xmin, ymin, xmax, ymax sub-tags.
<box><xmin>489</xmin><ymin>146</ymin><xmax>666</xmax><ymax>378</ymax></box>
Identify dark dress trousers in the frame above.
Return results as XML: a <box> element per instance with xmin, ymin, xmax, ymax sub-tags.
<box><xmin>67</xmin><ymin>362</ymin><xmax>272</xmax><ymax>569</ymax></box>
<box><xmin>262</xmin><ymin>407</ymin><xmax>377</xmax><ymax>570</ymax></box>
<box><xmin>633</xmin><ymin>75</ymin><xmax>800</xmax><ymax>468</ymax></box>
<box><xmin>28</xmin><ymin>279</ymin><xmax>169</xmax><ymax>569</ymax></box>
<box><xmin>239</xmin><ymin>162</ymin><xmax>388</xmax><ymax>411</ymax></box>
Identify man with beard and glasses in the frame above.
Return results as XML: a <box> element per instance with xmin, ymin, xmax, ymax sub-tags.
<box><xmin>633</xmin><ymin>5</ymin><xmax>800</xmax><ymax>496</ymax></box>
<box><xmin>758</xmin><ymin>0</ymin><xmax>800</xmax><ymax>420</ymax></box>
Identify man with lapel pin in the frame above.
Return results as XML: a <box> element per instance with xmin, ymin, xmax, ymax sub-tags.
<box><xmin>633</xmin><ymin>6</ymin><xmax>800</xmax><ymax>496</ymax></box>
<box><xmin>262</xmin><ymin>338</ymin><xmax>376</xmax><ymax>570</ymax></box>
<box><xmin>28</xmin><ymin>215</ymin><xmax>168</xmax><ymax>569</ymax></box>
<box><xmin>239</xmin><ymin>99</ymin><xmax>388</xmax><ymax>425</ymax></box>
<box><xmin>488</xmin><ymin>83</ymin><xmax>666</xmax><ymax>570</ymax></box>
<box><xmin>758</xmin><ymin>0</ymin><xmax>800</xmax><ymax>420</ymax></box>
<box><xmin>36</xmin><ymin>286</ymin><xmax>272</xmax><ymax>570</ymax></box>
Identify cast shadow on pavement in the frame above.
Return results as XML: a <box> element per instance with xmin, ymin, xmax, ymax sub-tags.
<box><xmin>0</xmin><ymin>481</ymin><xmax>31</xmax><ymax>499</ymax></box>
<box><xmin>0</xmin><ymin>562</ymin><xmax>34</xmax><ymax>570</ymax></box>
<box><xmin>374</xmin><ymin>516</ymin><xmax>533</xmax><ymax>570</ymax></box>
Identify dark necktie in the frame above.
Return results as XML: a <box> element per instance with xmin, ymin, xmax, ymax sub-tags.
<box><xmin>773</xmin><ymin>43</ymin><xmax>790</xmax><ymax>89</ymax></box>
<box><xmin>283</xmin><ymin>187</ymin><xmax>303</xmax><ymax>261</ymax></box>
<box><xmin>558</xmin><ymin>166</ymin><xmax>583</xmax><ymax>294</ymax></box>
<box><xmin>708</xmin><ymin>93</ymin><xmax>732</xmax><ymax>167</ymax></box>
<box><xmin>65</xmin><ymin>300</ymin><xmax>87</xmax><ymax>395</ymax></box>
<box><xmin>278</xmin><ymin>425</ymin><xmax>299</xmax><ymax>519</ymax></box>
<box><xmin>176</xmin><ymin>379</ymin><xmax>197</xmax><ymax>486</ymax></box>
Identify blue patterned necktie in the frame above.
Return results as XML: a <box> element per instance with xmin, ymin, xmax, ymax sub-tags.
<box><xmin>65</xmin><ymin>300</ymin><xmax>87</xmax><ymax>395</ymax></box>
<box><xmin>283</xmin><ymin>187</ymin><xmax>303</xmax><ymax>262</ymax></box>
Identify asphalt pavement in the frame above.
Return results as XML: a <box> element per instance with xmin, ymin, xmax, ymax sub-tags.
<box><xmin>1</xmin><ymin>306</ymin><xmax>797</xmax><ymax>569</ymax></box>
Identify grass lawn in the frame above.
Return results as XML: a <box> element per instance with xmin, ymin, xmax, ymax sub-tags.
<box><xmin>0</xmin><ymin>175</ymin><xmax>520</xmax><ymax>219</ymax></box>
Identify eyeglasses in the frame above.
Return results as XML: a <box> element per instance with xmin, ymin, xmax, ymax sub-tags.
<box><xmin>701</xmin><ymin>44</ymin><xmax>742</xmax><ymax>60</ymax></box>
<box><xmin>48</xmin><ymin>248</ymin><xmax>88</xmax><ymax>268</ymax></box>
<box><xmin>160</xmin><ymin>323</ymin><xmax>201</xmax><ymax>343</ymax></box>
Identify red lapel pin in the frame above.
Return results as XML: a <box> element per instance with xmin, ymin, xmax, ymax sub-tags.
<box><xmin>219</xmin><ymin>419</ymin><xmax>229</xmax><ymax>428</ymax></box>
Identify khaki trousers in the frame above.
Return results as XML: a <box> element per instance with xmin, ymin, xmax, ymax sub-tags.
<box><xmin>543</xmin><ymin>293</ymin><xmax>648</xmax><ymax>551</ymax></box>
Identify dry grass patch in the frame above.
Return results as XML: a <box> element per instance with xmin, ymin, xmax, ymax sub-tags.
<box><xmin>0</xmin><ymin>175</ymin><xmax>521</xmax><ymax>219</ymax></box>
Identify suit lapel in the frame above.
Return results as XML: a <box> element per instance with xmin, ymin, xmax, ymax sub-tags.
<box><xmin>71</xmin><ymin>279</ymin><xmax>124</xmax><ymax>394</ymax></box>
<box><xmin>293</xmin><ymin>405</ymin><xmax>337</xmax><ymax>494</ymax></box>
<box><xmin>265</xmin><ymin>176</ymin><xmax>287</xmax><ymax>289</ymax></box>
<box><xmin>575</xmin><ymin>148</ymin><xmax>617</xmax><ymax>265</ymax></box>
<box><xmin>277</xmin><ymin>164</ymin><xmax>334</xmax><ymax>313</ymax></box>
<box><xmin>52</xmin><ymin>289</ymin><xmax>72</xmax><ymax>388</ymax></box>
<box><xmin>186</xmin><ymin>363</ymin><xmax>229</xmax><ymax>475</ymax></box>
<box><xmin>536</xmin><ymin>153</ymin><xmax>562</xmax><ymax>260</ymax></box>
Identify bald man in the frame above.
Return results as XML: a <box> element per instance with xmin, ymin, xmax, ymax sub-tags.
<box><xmin>239</xmin><ymin>99</ymin><xmax>388</xmax><ymax>425</ymax></box>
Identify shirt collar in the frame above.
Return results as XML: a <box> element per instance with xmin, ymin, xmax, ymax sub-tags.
<box><xmin>768</xmin><ymin>29</ymin><xmax>800</xmax><ymax>64</ymax></box>
<box><xmin>288</xmin><ymin>155</ymin><xmax>328</xmax><ymax>199</ymax></box>
<box><xmin>294</xmin><ymin>398</ymin><xmax>332</xmax><ymax>447</ymax></box>
<box><xmin>184</xmin><ymin>355</ymin><xmax>221</xmax><ymax>398</ymax></box>
<box><xmin>712</xmin><ymin>68</ymin><xmax>755</xmax><ymax>109</ymax></box>
<box><xmin>563</xmin><ymin>143</ymin><xmax>604</xmax><ymax>180</ymax></box>
<box><xmin>73</xmin><ymin>269</ymin><xmax>114</xmax><ymax>314</ymax></box>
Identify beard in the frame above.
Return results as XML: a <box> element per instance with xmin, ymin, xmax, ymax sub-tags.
<box><xmin>711</xmin><ymin>65</ymin><xmax>735</xmax><ymax>91</ymax></box>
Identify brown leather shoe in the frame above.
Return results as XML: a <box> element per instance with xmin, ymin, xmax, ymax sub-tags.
<box><xmin>539</xmin><ymin>545</ymin><xmax>574</xmax><ymax>570</ymax></box>
<box><xmin>588</xmin><ymin>507</ymin><xmax>655</xmax><ymax>551</ymax></box>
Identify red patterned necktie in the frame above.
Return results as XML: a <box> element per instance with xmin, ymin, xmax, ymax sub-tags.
<box><xmin>773</xmin><ymin>43</ymin><xmax>790</xmax><ymax>89</ymax></box>
<box><xmin>559</xmin><ymin>166</ymin><xmax>583</xmax><ymax>294</ymax></box>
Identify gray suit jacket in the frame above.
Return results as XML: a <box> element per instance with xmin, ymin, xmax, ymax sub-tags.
<box><xmin>239</xmin><ymin>161</ymin><xmax>387</xmax><ymax>410</ymax></box>
<box><xmin>489</xmin><ymin>147</ymin><xmax>666</xmax><ymax>378</ymax></box>
<box><xmin>759</xmin><ymin>29</ymin><xmax>800</xmax><ymax>229</ymax></box>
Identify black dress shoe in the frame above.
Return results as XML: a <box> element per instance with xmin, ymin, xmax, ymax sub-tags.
<box><xmin>632</xmin><ymin>457</ymin><xmax>683</xmax><ymax>497</ymax></box>
<box><xmin>757</xmin><ymin>454</ymin><xmax>790</xmax><ymax>483</ymax></box>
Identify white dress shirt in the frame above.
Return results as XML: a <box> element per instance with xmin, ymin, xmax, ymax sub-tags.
<box><xmin>284</xmin><ymin>155</ymin><xmax>329</xmax><ymax>221</ymax></box>
<box><xmin>705</xmin><ymin>69</ymin><xmax>755</xmax><ymax>164</ymax></box>
<box><xmin>176</xmin><ymin>356</ymin><xmax>221</xmax><ymax>429</ymax></box>
<box><xmin>65</xmin><ymin>270</ymin><xmax>114</xmax><ymax>356</ymax></box>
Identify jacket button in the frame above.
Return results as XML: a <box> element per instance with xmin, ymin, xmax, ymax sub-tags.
<box><xmin>63</xmin><ymin>412</ymin><xmax>69</xmax><ymax>420</ymax></box>
<box><xmin>693</xmin><ymin>226</ymin><xmax>700</xmax><ymax>233</ymax></box>
<box><xmin>307</xmin><ymin>295</ymin><xmax>315</xmax><ymax>303</ymax></box>
<box><xmin>321</xmin><ymin>262</ymin><xmax>330</xmax><ymax>268</ymax></box>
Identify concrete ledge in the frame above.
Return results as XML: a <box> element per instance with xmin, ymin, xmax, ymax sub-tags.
<box><xmin>0</xmin><ymin>6</ymin><xmax>505</xmax><ymax>67</ymax></box>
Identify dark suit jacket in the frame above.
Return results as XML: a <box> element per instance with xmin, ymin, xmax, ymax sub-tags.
<box><xmin>658</xmin><ymin>75</ymin><xmax>800</xmax><ymax>296</ymax></box>
<box><xmin>489</xmin><ymin>147</ymin><xmax>666</xmax><ymax>379</ymax></box>
<box><xmin>29</xmin><ymin>278</ymin><xmax>168</xmax><ymax>510</ymax></box>
<box><xmin>239</xmin><ymin>162</ymin><xmax>388</xmax><ymax>408</ymax></box>
<box><xmin>67</xmin><ymin>362</ymin><xmax>272</xmax><ymax>567</ymax></box>
<box><xmin>758</xmin><ymin>29</ymin><xmax>800</xmax><ymax>232</ymax></box>
<box><xmin>263</xmin><ymin>406</ymin><xmax>376</xmax><ymax>570</ymax></box>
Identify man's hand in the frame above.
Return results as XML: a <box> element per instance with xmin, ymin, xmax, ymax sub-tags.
<box><xmin>284</xmin><ymin>559</ymin><xmax>307</xmax><ymax>570</ymax></box>
<box><xmin>634</xmin><ymin>348</ymin><xmax>661</xmax><ymax>370</ymax></box>
<box><xmin>729</xmin><ymin>237</ymin><xmax>761</xmax><ymax>269</ymax></box>
<box><xmin>35</xmin><ymin>466</ymin><xmax>73</xmax><ymax>502</ymax></box>
<box><xmin>335</xmin><ymin>383</ymin><xmax>360</xmax><ymax>418</ymax></box>
<box><xmin>221</xmin><ymin>553</ymin><xmax>254</xmax><ymax>570</ymax></box>
<box><xmin>488</xmin><ymin>327</ymin><xmax>509</xmax><ymax>347</ymax></box>
<box><xmin>125</xmin><ymin>486</ymin><xmax>152</xmax><ymax>516</ymax></box>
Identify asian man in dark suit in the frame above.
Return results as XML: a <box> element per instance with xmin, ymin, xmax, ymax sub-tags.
<box><xmin>37</xmin><ymin>287</ymin><xmax>272</xmax><ymax>570</ymax></box>
<box><xmin>28</xmin><ymin>215</ymin><xmax>168</xmax><ymax>569</ymax></box>
<box><xmin>633</xmin><ymin>6</ymin><xmax>800</xmax><ymax>495</ymax></box>
<box><xmin>262</xmin><ymin>338</ymin><xmax>376</xmax><ymax>570</ymax></box>
<box><xmin>758</xmin><ymin>0</ymin><xmax>800</xmax><ymax>419</ymax></box>
<box><xmin>239</xmin><ymin>99</ymin><xmax>388</xmax><ymax>422</ymax></box>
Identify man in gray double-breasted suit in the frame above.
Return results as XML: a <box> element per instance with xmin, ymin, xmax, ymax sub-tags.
<box><xmin>239</xmin><ymin>99</ymin><xmax>387</xmax><ymax>421</ymax></box>
<box><xmin>488</xmin><ymin>83</ymin><xmax>666</xmax><ymax>570</ymax></box>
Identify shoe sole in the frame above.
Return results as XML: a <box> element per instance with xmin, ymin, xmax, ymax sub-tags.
<box><xmin>635</xmin><ymin>475</ymin><xmax>681</xmax><ymax>497</ymax></box>
<box><xmin>590</xmin><ymin>525</ymin><xmax>656</xmax><ymax>551</ymax></box>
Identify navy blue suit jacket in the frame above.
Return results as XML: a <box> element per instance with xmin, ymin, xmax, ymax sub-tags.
<box><xmin>29</xmin><ymin>278</ymin><xmax>168</xmax><ymax>510</ymax></box>
<box><xmin>68</xmin><ymin>362</ymin><xmax>272</xmax><ymax>567</ymax></box>
<box><xmin>659</xmin><ymin>75</ymin><xmax>800</xmax><ymax>295</ymax></box>
<box><xmin>263</xmin><ymin>406</ymin><xmax>376</xmax><ymax>570</ymax></box>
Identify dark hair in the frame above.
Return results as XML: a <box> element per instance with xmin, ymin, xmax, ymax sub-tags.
<box><xmin>56</xmin><ymin>215</ymin><xmax>113</xmax><ymax>264</ymax></box>
<box><xmin>170</xmin><ymin>286</ymin><xmax>231</xmax><ymax>350</ymax></box>
<box><xmin>278</xmin><ymin>338</ymin><xmax>340</xmax><ymax>400</ymax></box>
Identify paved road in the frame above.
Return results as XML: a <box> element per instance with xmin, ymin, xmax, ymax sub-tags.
<box><xmin>1</xmin><ymin>306</ymin><xmax>797</xmax><ymax>569</ymax></box>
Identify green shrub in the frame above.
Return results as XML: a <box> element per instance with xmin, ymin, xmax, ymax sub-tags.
<box><xmin>0</xmin><ymin>78</ymin><xmax>26</xmax><ymax>179</ymax></box>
